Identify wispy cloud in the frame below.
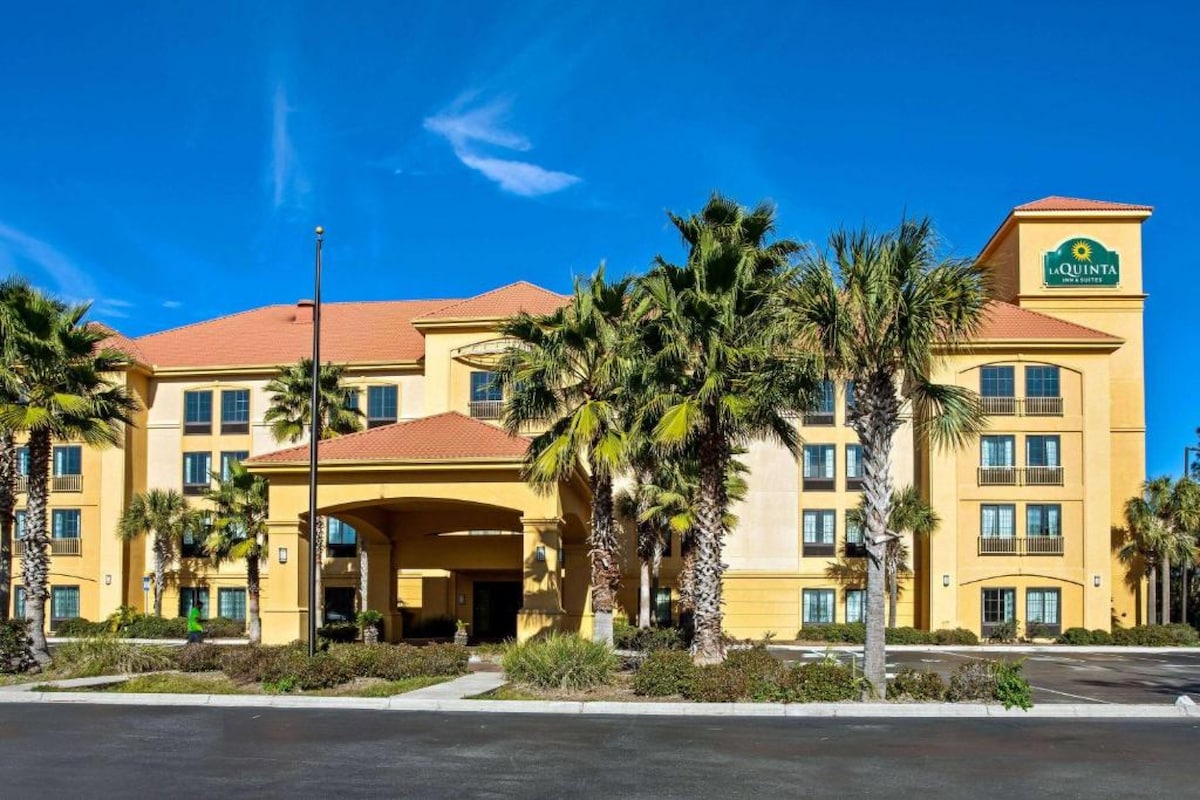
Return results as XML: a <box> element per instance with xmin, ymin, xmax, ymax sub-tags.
<box><xmin>0</xmin><ymin>221</ymin><xmax>135</xmax><ymax>319</ymax></box>
<box><xmin>162</xmin><ymin>299</ymin><xmax>182</xmax><ymax>309</ymax></box>
<box><xmin>270</xmin><ymin>83</ymin><xmax>309</xmax><ymax>211</ymax></box>
<box><xmin>423</xmin><ymin>98</ymin><xmax>580</xmax><ymax>197</ymax></box>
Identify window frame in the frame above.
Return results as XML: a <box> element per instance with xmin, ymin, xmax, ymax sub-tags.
<box><xmin>50</xmin><ymin>585</ymin><xmax>81</xmax><ymax>628</ymax></box>
<box><xmin>802</xmin><ymin>588</ymin><xmax>836</xmax><ymax>626</ymax></box>
<box><xmin>980</xmin><ymin>365</ymin><xmax>1015</xmax><ymax>398</ymax></box>
<box><xmin>845</xmin><ymin>444</ymin><xmax>863</xmax><ymax>490</ymax></box>
<box><xmin>179</xmin><ymin>587</ymin><xmax>210</xmax><ymax>619</ymax></box>
<box><xmin>803</xmin><ymin>380</ymin><xmax>836</xmax><ymax>425</ymax></box>
<box><xmin>220</xmin><ymin>389</ymin><xmax>251</xmax><ymax>434</ymax></box>
<box><xmin>802</xmin><ymin>509</ymin><xmax>836</xmax><ymax>557</ymax></box>
<box><xmin>802</xmin><ymin>444</ymin><xmax>836</xmax><ymax>490</ymax></box>
<box><xmin>981</xmin><ymin>587</ymin><xmax>1016</xmax><ymax>637</ymax></box>
<box><xmin>51</xmin><ymin>509</ymin><xmax>81</xmax><ymax>540</ymax></box>
<box><xmin>52</xmin><ymin>445</ymin><xmax>82</xmax><ymax>477</ymax></box>
<box><xmin>16</xmin><ymin>446</ymin><xmax>29</xmax><ymax>477</ymax></box>
<box><xmin>182</xmin><ymin>451</ymin><xmax>212</xmax><ymax>495</ymax></box>
<box><xmin>980</xmin><ymin>504</ymin><xmax>1017</xmax><ymax>539</ymax></box>
<box><xmin>219</xmin><ymin>451</ymin><xmax>249</xmax><ymax>481</ymax></box>
<box><xmin>1026</xmin><ymin>435</ymin><xmax>1061</xmax><ymax>468</ymax></box>
<box><xmin>183</xmin><ymin>390</ymin><xmax>213</xmax><ymax>434</ymax></box>
<box><xmin>217</xmin><ymin>587</ymin><xmax>248</xmax><ymax>621</ymax></box>
<box><xmin>366</xmin><ymin>385</ymin><xmax>399</xmax><ymax>428</ymax></box>
<box><xmin>1026</xmin><ymin>504</ymin><xmax>1062</xmax><ymax>538</ymax></box>
<box><xmin>1026</xmin><ymin>587</ymin><xmax>1062</xmax><ymax>635</ymax></box>
<box><xmin>1025</xmin><ymin>366</ymin><xmax>1061</xmax><ymax>399</ymax></box>
<box><xmin>845</xmin><ymin>588</ymin><xmax>866</xmax><ymax>624</ymax></box>
<box><xmin>326</xmin><ymin>518</ymin><xmax>358</xmax><ymax>558</ymax></box>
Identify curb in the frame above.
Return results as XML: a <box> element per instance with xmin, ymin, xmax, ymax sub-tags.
<box><xmin>770</xmin><ymin>645</ymin><xmax>1200</xmax><ymax>655</ymax></box>
<box><xmin>0</xmin><ymin>691</ymin><xmax>1195</xmax><ymax>718</ymax></box>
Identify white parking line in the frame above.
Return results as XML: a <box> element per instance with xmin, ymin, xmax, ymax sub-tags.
<box><xmin>1029</xmin><ymin>685</ymin><xmax>1113</xmax><ymax>705</ymax></box>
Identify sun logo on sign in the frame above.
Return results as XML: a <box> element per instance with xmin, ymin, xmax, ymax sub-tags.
<box><xmin>1071</xmin><ymin>240</ymin><xmax>1093</xmax><ymax>262</ymax></box>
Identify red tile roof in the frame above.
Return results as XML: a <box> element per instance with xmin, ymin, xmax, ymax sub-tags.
<box><xmin>416</xmin><ymin>281</ymin><xmax>567</xmax><ymax>321</ymax></box>
<box><xmin>134</xmin><ymin>300</ymin><xmax>451</xmax><ymax>368</ymax></box>
<box><xmin>89</xmin><ymin>323</ymin><xmax>150</xmax><ymax>365</ymax></box>
<box><xmin>974</xmin><ymin>301</ymin><xmax>1119</xmax><ymax>341</ymax></box>
<box><xmin>246</xmin><ymin>412</ymin><xmax>530</xmax><ymax>465</ymax></box>
<box><xmin>1014</xmin><ymin>196</ymin><xmax>1153</xmax><ymax>213</ymax></box>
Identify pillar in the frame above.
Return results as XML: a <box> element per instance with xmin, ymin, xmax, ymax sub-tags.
<box><xmin>365</xmin><ymin>542</ymin><xmax>398</xmax><ymax>641</ymax></box>
<box><xmin>517</xmin><ymin>517</ymin><xmax>565</xmax><ymax>641</ymax></box>
<box><xmin>260</xmin><ymin>519</ymin><xmax>310</xmax><ymax>645</ymax></box>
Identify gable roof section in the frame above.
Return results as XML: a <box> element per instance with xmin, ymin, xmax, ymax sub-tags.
<box><xmin>415</xmin><ymin>281</ymin><xmax>567</xmax><ymax>322</ymax></box>
<box><xmin>245</xmin><ymin>411</ymin><xmax>530</xmax><ymax>465</ymax></box>
<box><xmin>1014</xmin><ymin>196</ymin><xmax>1154</xmax><ymax>213</ymax></box>
<box><xmin>974</xmin><ymin>301</ymin><xmax>1120</xmax><ymax>342</ymax></box>
<box><xmin>134</xmin><ymin>299</ymin><xmax>451</xmax><ymax>368</ymax></box>
<box><xmin>90</xmin><ymin>323</ymin><xmax>150</xmax><ymax>365</ymax></box>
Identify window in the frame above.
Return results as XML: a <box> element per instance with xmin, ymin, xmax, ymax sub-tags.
<box><xmin>653</xmin><ymin>588</ymin><xmax>672</xmax><ymax>627</ymax></box>
<box><xmin>1025</xmin><ymin>366</ymin><xmax>1061</xmax><ymax>398</ymax></box>
<box><xmin>51</xmin><ymin>509</ymin><xmax>80</xmax><ymax>539</ymax></box>
<box><xmin>1026</xmin><ymin>588</ymin><xmax>1061</xmax><ymax>634</ymax></box>
<box><xmin>179</xmin><ymin>587</ymin><xmax>209</xmax><ymax>619</ymax></box>
<box><xmin>16</xmin><ymin>446</ymin><xmax>29</xmax><ymax>477</ymax></box>
<box><xmin>981</xmin><ymin>505</ymin><xmax>1016</xmax><ymax>538</ymax></box>
<box><xmin>1026</xmin><ymin>504</ymin><xmax>1062</xmax><ymax>537</ymax></box>
<box><xmin>327</xmin><ymin>518</ymin><xmax>357</xmax><ymax>558</ymax></box>
<box><xmin>845</xmin><ymin>444</ymin><xmax>863</xmax><ymax>489</ymax></box>
<box><xmin>184</xmin><ymin>390</ymin><xmax>213</xmax><ymax>434</ymax></box>
<box><xmin>53</xmin><ymin>445</ymin><xmax>82</xmax><ymax>476</ymax></box>
<box><xmin>802</xmin><ymin>510</ymin><xmax>836</xmax><ymax>556</ymax></box>
<box><xmin>844</xmin><ymin>514</ymin><xmax>865</xmax><ymax>556</ymax></box>
<box><xmin>981</xmin><ymin>588</ymin><xmax>1015</xmax><ymax>635</ymax></box>
<box><xmin>1026</xmin><ymin>435</ymin><xmax>1060</xmax><ymax>467</ymax></box>
<box><xmin>804</xmin><ymin>380</ymin><xmax>836</xmax><ymax>425</ymax></box>
<box><xmin>182</xmin><ymin>452</ymin><xmax>212</xmax><ymax>495</ymax></box>
<box><xmin>15</xmin><ymin>510</ymin><xmax>26</xmax><ymax>539</ymax></box>
<box><xmin>980</xmin><ymin>366</ymin><xmax>1015</xmax><ymax>397</ymax></box>
<box><xmin>980</xmin><ymin>436</ymin><xmax>1015</xmax><ymax>467</ymax></box>
<box><xmin>844</xmin><ymin>381</ymin><xmax>856</xmax><ymax>420</ymax></box>
<box><xmin>181</xmin><ymin>523</ymin><xmax>206</xmax><ymax>558</ymax></box>
<box><xmin>218</xmin><ymin>588</ymin><xmax>247</xmax><ymax>621</ymax></box>
<box><xmin>662</xmin><ymin>530</ymin><xmax>672</xmax><ymax>558</ymax></box>
<box><xmin>13</xmin><ymin>587</ymin><xmax>26</xmax><ymax>620</ymax></box>
<box><xmin>343</xmin><ymin>389</ymin><xmax>360</xmax><ymax>411</ymax></box>
<box><xmin>802</xmin><ymin>588</ymin><xmax>836</xmax><ymax>625</ymax></box>
<box><xmin>220</xmin><ymin>389</ymin><xmax>250</xmax><ymax>434</ymax></box>
<box><xmin>367</xmin><ymin>385</ymin><xmax>398</xmax><ymax>428</ymax></box>
<box><xmin>803</xmin><ymin>445</ymin><xmax>835</xmax><ymax>490</ymax></box>
<box><xmin>219</xmin><ymin>451</ymin><xmax>249</xmax><ymax>481</ymax></box>
<box><xmin>51</xmin><ymin>586</ymin><xmax>80</xmax><ymax>626</ymax></box>
<box><xmin>469</xmin><ymin>371</ymin><xmax>503</xmax><ymax>419</ymax></box>
<box><xmin>845</xmin><ymin>589</ymin><xmax>865</xmax><ymax>624</ymax></box>
<box><xmin>324</xmin><ymin>587</ymin><xmax>356</xmax><ymax>624</ymax></box>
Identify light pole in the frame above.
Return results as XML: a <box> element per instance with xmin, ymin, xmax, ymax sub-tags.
<box><xmin>307</xmin><ymin>226</ymin><xmax>324</xmax><ymax>657</ymax></box>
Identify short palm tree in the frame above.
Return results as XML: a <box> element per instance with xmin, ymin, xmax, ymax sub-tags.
<box><xmin>0</xmin><ymin>296</ymin><xmax>138</xmax><ymax>665</ymax></box>
<box><xmin>792</xmin><ymin>218</ymin><xmax>988</xmax><ymax>696</ymax></box>
<box><xmin>117</xmin><ymin>489</ymin><xmax>197</xmax><ymax>619</ymax></box>
<box><xmin>1120</xmin><ymin>477</ymin><xmax>1200</xmax><ymax>624</ymax></box>
<box><xmin>497</xmin><ymin>266</ymin><xmax>634</xmax><ymax>646</ymax></box>
<box><xmin>639</xmin><ymin>193</ymin><xmax>816</xmax><ymax>664</ymax></box>
<box><xmin>264</xmin><ymin>358</ymin><xmax>363</xmax><ymax>626</ymax></box>
<box><xmin>205</xmin><ymin>460</ymin><xmax>269</xmax><ymax>643</ymax></box>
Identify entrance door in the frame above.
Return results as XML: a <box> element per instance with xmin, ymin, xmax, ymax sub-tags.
<box><xmin>473</xmin><ymin>581</ymin><xmax>522</xmax><ymax>641</ymax></box>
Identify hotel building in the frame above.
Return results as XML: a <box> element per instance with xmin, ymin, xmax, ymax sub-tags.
<box><xmin>9</xmin><ymin>196</ymin><xmax>1151</xmax><ymax>643</ymax></box>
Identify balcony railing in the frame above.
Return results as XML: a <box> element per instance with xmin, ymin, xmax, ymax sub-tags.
<box><xmin>844</xmin><ymin>541</ymin><xmax>866</xmax><ymax>558</ymax></box>
<box><xmin>221</xmin><ymin>420</ymin><xmax>250</xmax><ymax>435</ymax></box>
<box><xmin>846</xmin><ymin>476</ymin><xmax>863</xmax><ymax>492</ymax></box>
<box><xmin>802</xmin><ymin>411</ymin><xmax>835</xmax><ymax>426</ymax></box>
<box><xmin>978</xmin><ymin>536</ymin><xmax>1064</xmax><ymax>556</ymax></box>
<box><xmin>20</xmin><ymin>538</ymin><xmax>82</xmax><ymax>557</ymax></box>
<box><xmin>802</xmin><ymin>476</ymin><xmax>836</xmax><ymax>491</ymax></box>
<box><xmin>980</xmin><ymin>396</ymin><xmax>1064</xmax><ymax>417</ymax></box>
<box><xmin>977</xmin><ymin>466</ymin><xmax>1064</xmax><ymax>486</ymax></box>
<box><xmin>52</xmin><ymin>474</ymin><xmax>82</xmax><ymax>493</ymax></box>
<box><xmin>183</xmin><ymin>482</ymin><xmax>210</xmax><ymax>497</ymax></box>
<box><xmin>16</xmin><ymin>476</ymin><xmax>27</xmax><ymax>493</ymax></box>
<box><xmin>803</xmin><ymin>542</ymin><xmax>836</xmax><ymax>558</ymax></box>
<box><xmin>469</xmin><ymin>400</ymin><xmax>504</xmax><ymax>420</ymax></box>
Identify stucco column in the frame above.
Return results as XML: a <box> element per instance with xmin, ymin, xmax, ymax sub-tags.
<box><xmin>517</xmin><ymin>517</ymin><xmax>565</xmax><ymax>641</ymax></box>
<box><xmin>365</xmin><ymin>542</ymin><xmax>397</xmax><ymax>641</ymax></box>
<box><xmin>260</xmin><ymin>518</ymin><xmax>310</xmax><ymax>645</ymax></box>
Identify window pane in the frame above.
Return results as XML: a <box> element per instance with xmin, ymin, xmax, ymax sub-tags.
<box><xmin>16</xmin><ymin>447</ymin><xmax>29</xmax><ymax>476</ymax></box>
<box><xmin>53</xmin><ymin>446</ymin><xmax>82</xmax><ymax>476</ymax></box>
<box><xmin>803</xmin><ymin>589</ymin><xmax>835</xmax><ymax>624</ymax></box>
<box><xmin>367</xmin><ymin>386</ymin><xmax>398</xmax><ymax>421</ymax></box>
<box><xmin>1026</xmin><ymin>366</ymin><xmax>1061</xmax><ymax>398</ymax></box>
<box><xmin>981</xmin><ymin>366</ymin><xmax>1015</xmax><ymax>398</ymax></box>
<box><xmin>179</xmin><ymin>588</ymin><xmax>210</xmax><ymax>619</ymax></box>
<box><xmin>184</xmin><ymin>391</ymin><xmax>213</xmax><ymax>424</ymax></box>
<box><xmin>51</xmin><ymin>586</ymin><xmax>80</xmax><ymax>619</ymax></box>
<box><xmin>802</xmin><ymin>511</ymin><xmax>834</xmax><ymax>544</ymax></box>
<box><xmin>803</xmin><ymin>445</ymin><xmax>835</xmax><ymax>478</ymax></box>
<box><xmin>982</xmin><ymin>505</ymin><xmax>1015</xmax><ymax>538</ymax></box>
<box><xmin>845</xmin><ymin>589</ymin><xmax>865</xmax><ymax>624</ymax></box>
<box><xmin>343</xmin><ymin>389</ymin><xmax>360</xmax><ymax>411</ymax></box>
<box><xmin>15</xmin><ymin>510</ymin><xmax>26</xmax><ymax>539</ymax></box>
<box><xmin>846</xmin><ymin>445</ymin><xmax>862</xmax><ymax>478</ymax></box>
<box><xmin>982</xmin><ymin>588</ymin><xmax>1015</xmax><ymax>623</ymax></box>
<box><xmin>14</xmin><ymin>587</ymin><xmax>26</xmax><ymax>619</ymax></box>
<box><xmin>1027</xmin><ymin>435</ymin><xmax>1060</xmax><ymax>467</ymax></box>
<box><xmin>183</xmin><ymin>452</ymin><xmax>212</xmax><ymax>485</ymax></box>
<box><xmin>221</xmin><ymin>390</ymin><xmax>250</xmax><ymax>423</ymax></box>
<box><xmin>51</xmin><ymin>509</ymin><xmax>81</xmax><ymax>539</ymax></box>
<box><xmin>845</xmin><ymin>515</ymin><xmax>863</xmax><ymax>544</ymax></box>
<box><xmin>219</xmin><ymin>451</ymin><xmax>249</xmax><ymax>480</ymax></box>
<box><xmin>327</xmin><ymin>518</ymin><xmax>358</xmax><ymax>546</ymax></box>
<box><xmin>981</xmin><ymin>436</ymin><xmax>1015</xmax><ymax>467</ymax></box>
<box><xmin>470</xmin><ymin>371</ymin><xmax>502</xmax><ymax>403</ymax></box>
<box><xmin>817</xmin><ymin>381</ymin><xmax>834</xmax><ymax>413</ymax></box>
<box><xmin>1027</xmin><ymin>589</ymin><xmax>1060</xmax><ymax>624</ymax></box>
<box><xmin>218</xmin><ymin>588</ymin><xmax>247</xmax><ymax>621</ymax></box>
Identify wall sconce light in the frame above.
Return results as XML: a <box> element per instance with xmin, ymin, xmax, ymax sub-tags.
<box><xmin>457</xmin><ymin>593</ymin><xmax>466</xmax><ymax>605</ymax></box>
<box><xmin>942</xmin><ymin>574</ymin><xmax>951</xmax><ymax>587</ymax></box>
<box><xmin>1093</xmin><ymin>575</ymin><xmax>1102</xmax><ymax>588</ymax></box>
<box><xmin>559</xmin><ymin>548</ymin><xmax>565</xmax><ymax>568</ymax></box>
<box><xmin>278</xmin><ymin>547</ymin><xmax>288</xmax><ymax>564</ymax></box>
<box><xmin>535</xmin><ymin>545</ymin><xmax>546</xmax><ymax>562</ymax></box>
<box><xmin>104</xmin><ymin>574</ymin><xmax>112</xmax><ymax>586</ymax></box>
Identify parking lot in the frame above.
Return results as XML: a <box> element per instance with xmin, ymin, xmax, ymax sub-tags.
<box><xmin>771</xmin><ymin>647</ymin><xmax>1200</xmax><ymax>704</ymax></box>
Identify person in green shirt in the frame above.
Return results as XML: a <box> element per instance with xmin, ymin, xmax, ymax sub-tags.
<box><xmin>186</xmin><ymin>599</ymin><xmax>204</xmax><ymax>644</ymax></box>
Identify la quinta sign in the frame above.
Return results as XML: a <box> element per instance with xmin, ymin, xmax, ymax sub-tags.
<box><xmin>1043</xmin><ymin>238</ymin><xmax>1120</xmax><ymax>287</ymax></box>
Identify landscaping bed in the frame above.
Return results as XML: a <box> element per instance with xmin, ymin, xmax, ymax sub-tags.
<box><xmin>34</xmin><ymin>671</ymin><xmax>453</xmax><ymax>698</ymax></box>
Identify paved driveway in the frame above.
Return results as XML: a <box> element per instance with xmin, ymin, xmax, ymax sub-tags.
<box><xmin>772</xmin><ymin>647</ymin><xmax>1200</xmax><ymax>704</ymax></box>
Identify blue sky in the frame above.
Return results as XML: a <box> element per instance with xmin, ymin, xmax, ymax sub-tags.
<box><xmin>0</xmin><ymin>1</ymin><xmax>1195</xmax><ymax>477</ymax></box>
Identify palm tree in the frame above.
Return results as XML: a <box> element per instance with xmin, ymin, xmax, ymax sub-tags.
<box><xmin>1120</xmin><ymin>477</ymin><xmax>1200</xmax><ymax>624</ymax></box>
<box><xmin>615</xmin><ymin>451</ymin><xmax>666</xmax><ymax>630</ymax></box>
<box><xmin>204</xmin><ymin>460</ymin><xmax>269</xmax><ymax>643</ymax></box>
<box><xmin>0</xmin><ymin>296</ymin><xmax>138</xmax><ymax>666</ymax></box>
<box><xmin>792</xmin><ymin>218</ymin><xmax>989</xmax><ymax>697</ymax></box>
<box><xmin>638</xmin><ymin>194</ymin><xmax>817</xmax><ymax>663</ymax></box>
<box><xmin>497</xmin><ymin>266</ymin><xmax>634</xmax><ymax>646</ymax></box>
<box><xmin>117</xmin><ymin>489</ymin><xmax>196</xmax><ymax>619</ymax></box>
<box><xmin>264</xmin><ymin>358</ymin><xmax>363</xmax><ymax>627</ymax></box>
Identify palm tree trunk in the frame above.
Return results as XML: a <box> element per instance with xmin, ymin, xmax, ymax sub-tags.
<box><xmin>359</xmin><ymin>544</ymin><xmax>369</xmax><ymax>614</ymax></box>
<box><xmin>246</xmin><ymin>554</ymin><xmax>262</xmax><ymax>644</ymax></box>
<box><xmin>22</xmin><ymin>429</ymin><xmax>51</xmax><ymax>667</ymax></box>
<box><xmin>314</xmin><ymin>515</ymin><xmax>325</xmax><ymax>627</ymax></box>
<box><xmin>691</xmin><ymin>423</ymin><xmax>727</xmax><ymax>665</ymax></box>
<box><xmin>1162</xmin><ymin>554</ymin><xmax>1171</xmax><ymax>624</ymax></box>
<box><xmin>1183</xmin><ymin>562</ymin><xmax>1190</xmax><ymax>628</ymax></box>
<box><xmin>677</xmin><ymin>531</ymin><xmax>695</xmax><ymax>636</ymax></box>
<box><xmin>0</xmin><ymin>430</ymin><xmax>15</xmax><ymax>622</ymax></box>
<box><xmin>1148</xmin><ymin>564</ymin><xmax>1158</xmax><ymax>625</ymax></box>
<box><xmin>651</xmin><ymin>533</ymin><xmax>664</xmax><ymax>626</ymax></box>
<box><xmin>638</xmin><ymin>559</ymin><xmax>651</xmax><ymax>629</ymax></box>
<box><xmin>153</xmin><ymin>535</ymin><xmax>166</xmax><ymax>618</ymax></box>
<box><xmin>587</xmin><ymin>467</ymin><xmax>619</xmax><ymax>645</ymax></box>
<box><xmin>888</xmin><ymin>566</ymin><xmax>898</xmax><ymax>629</ymax></box>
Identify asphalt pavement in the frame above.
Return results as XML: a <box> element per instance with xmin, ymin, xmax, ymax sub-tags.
<box><xmin>2</xmin><ymin>705</ymin><xmax>1198</xmax><ymax>799</ymax></box>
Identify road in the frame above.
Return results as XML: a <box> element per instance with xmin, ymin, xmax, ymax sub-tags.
<box><xmin>1</xmin><ymin>706</ymin><xmax>1197</xmax><ymax>799</ymax></box>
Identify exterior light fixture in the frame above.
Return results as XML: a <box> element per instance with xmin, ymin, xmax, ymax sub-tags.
<box><xmin>942</xmin><ymin>574</ymin><xmax>951</xmax><ymax>587</ymax></box>
<box><xmin>1093</xmin><ymin>575</ymin><xmax>1102</xmax><ymax>588</ymax></box>
<box><xmin>457</xmin><ymin>593</ymin><xmax>466</xmax><ymax>605</ymax></box>
<box><xmin>535</xmin><ymin>545</ymin><xmax>546</xmax><ymax>562</ymax></box>
<box><xmin>278</xmin><ymin>547</ymin><xmax>289</xmax><ymax>564</ymax></box>
<box><xmin>104</xmin><ymin>574</ymin><xmax>112</xmax><ymax>586</ymax></box>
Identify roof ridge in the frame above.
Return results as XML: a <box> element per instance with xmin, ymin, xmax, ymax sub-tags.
<box><xmin>416</xmin><ymin>280</ymin><xmax>568</xmax><ymax>320</ymax></box>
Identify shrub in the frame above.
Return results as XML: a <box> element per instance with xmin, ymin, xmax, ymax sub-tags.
<box><xmin>317</xmin><ymin>622</ymin><xmax>359</xmax><ymax>644</ymax></box>
<box><xmin>501</xmin><ymin>633</ymin><xmax>618</xmax><ymax>691</ymax></box>
<box><xmin>779</xmin><ymin>660</ymin><xmax>861</xmax><ymax>702</ymax></box>
<box><xmin>1089</xmin><ymin>628</ymin><xmax>1114</xmax><ymax>645</ymax></box>
<box><xmin>684</xmin><ymin>664</ymin><xmax>749</xmax><ymax>702</ymax></box>
<box><xmin>614</xmin><ymin>620</ymin><xmax>687</xmax><ymax>652</ymax></box>
<box><xmin>120</xmin><ymin>615</ymin><xmax>187</xmax><ymax>639</ymax></box>
<box><xmin>632</xmin><ymin>650</ymin><xmax>696</xmax><ymax>696</ymax></box>
<box><xmin>987</xmin><ymin>620</ymin><xmax>1019</xmax><ymax>644</ymax></box>
<box><xmin>946</xmin><ymin>661</ymin><xmax>995</xmax><ymax>701</ymax></box>
<box><xmin>404</xmin><ymin>614</ymin><xmax>457</xmax><ymax>639</ymax></box>
<box><xmin>414</xmin><ymin>642</ymin><xmax>470</xmax><ymax>676</ymax></box>
<box><xmin>888</xmin><ymin>668</ymin><xmax>946</xmax><ymax>701</ymax></box>
<box><xmin>222</xmin><ymin>645</ymin><xmax>295</xmax><ymax>683</ymax></box>
<box><xmin>1056</xmin><ymin>627</ymin><xmax>1095</xmax><ymax>645</ymax></box>
<box><xmin>885</xmin><ymin>626</ymin><xmax>931</xmax><ymax>645</ymax></box>
<box><xmin>795</xmin><ymin>623</ymin><xmax>865</xmax><ymax>644</ymax></box>
<box><xmin>932</xmin><ymin>628</ymin><xmax>979</xmax><ymax>645</ymax></box>
<box><xmin>1112</xmin><ymin>624</ymin><xmax>1199</xmax><ymax>647</ymax></box>
<box><xmin>53</xmin><ymin>637</ymin><xmax>174</xmax><ymax>677</ymax></box>
<box><xmin>0</xmin><ymin>619</ymin><xmax>35</xmax><ymax>674</ymax></box>
<box><xmin>204</xmin><ymin>617</ymin><xmax>246</xmax><ymax>638</ymax></box>
<box><xmin>725</xmin><ymin>647</ymin><xmax>786</xmax><ymax>700</ymax></box>
<box><xmin>55</xmin><ymin>618</ymin><xmax>111</xmax><ymax>638</ymax></box>
<box><xmin>993</xmin><ymin>660</ymin><xmax>1033</xmax><ymax>710</ymax></box>
<box><xmin>174</xmin><ymin>644</ymin><xmax>227</xmax><ymax>672</ymax></box>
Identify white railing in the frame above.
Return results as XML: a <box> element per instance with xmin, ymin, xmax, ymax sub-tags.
<box><xmin>52</xmin><ymin>474</ymin><xmax>82</xmax><ymax>493</ymax></box>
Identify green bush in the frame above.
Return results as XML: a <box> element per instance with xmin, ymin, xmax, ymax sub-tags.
<box><xmin>174</xmin><ymin>644</ymin><xmax>228</xmax><ymax>672</ymax></box>
<box><xmin>222</xmin><ymin>645</ymin><xmax>297</xmax><ymax>683</ymax></box>
<box><xmin>404</xmin><ymin>614</ymin><xmax>457</xmax><ymax>639</ymax></box>
<box><xmin>632</xmin><ymin>650</ymin><xmax>696</xmax><ymax>696</ymax></box>
<box><xmin>778</xmin><ymin>660</ymin><xmax>861</xmax><ymax>702</ymax></box>
<box><xmin>987</xmin><ymin>620</ymin><xmax>1019</xmax><ymax>643</ymax></box>
<box><xmin>317</xmin><ymin>622</ymin><xmax>359</xmax><ymax>644</ymax></box>
<box><xmin>725</xmin><ymin>647</ymin><xmax>786</xmax><ymax>700</ymax></box>
<box><xmin>932</xmin><ymin>628</ymin><xmax>979</xmax><ymax>645</ymax></box>
<box><xmin>993</xmin><ymin>660</ymin><xmax>1033</xmax><ymax>710</ymax></box>
<box><xmin>888</xmin><ymin>668</ymin><xmax>946</xmax><ymax>701</ymax></box>
<box><xmin>795</xmin><ymin>623</ymin><xmax>865</xmax><ymax>644</ymax></box>
<box><xmin>120</xmin><ymin>615</ymin><xmax>187</xmax><ymax>638</ymax></box>
<box><xmin>53</xmin><ymin>637</ymin><xmax>174</xmax><ymax>677</ymax></box>
<box><xmin>55</xmin><ymin>618</ymin><xmax>111</xmax><ymax>638</ymax></box>
<box><xmin>1089</xmin><ymin>628</ymin><xmax>1114</xmax><ymax>645</ymax></box>
<box><xmin>946</xmin><ymin>661</ymin><xmax>995</xmax><ymax>701</ymax></box>
<box><xmin>684</xmin><ymin>664</ymin><xmax>749</xmax><ymax>702</ymax></box>
<box><xmin>614</xmin><ymin>620</ymin><xmax>687</xmax><ymax>651</ymax></box>
<box><xmin>204</xmin><ymin>617</ymin><xmax>247</xmax><ymax>638</ymax></box>
<box><xmin>885</xmin><ymin>626</ymin><xmax>930</xmax><ymax>645</ymax></box>
<box><xmin>501</xmin><ymin>633</ymin><xmax>618</xmax><ymax>691</ymax></box>
<box><xmin>0</xmin><ymin>619</ymin><xmax>35</xmax><ymax>674</ymax></box>
<box><xmin>1056</xmin><ymin>627</ymin><xmax>1095</xmax><ymax>645</ymax></box>
<box><xmin>1112</xmin><ymin>624</ymin><xmax>1199</xmax><ymax>647</ymax></box>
